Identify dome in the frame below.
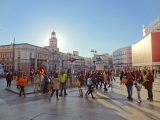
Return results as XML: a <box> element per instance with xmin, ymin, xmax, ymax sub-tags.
<box><xmin>52</xmin><ymin>31</ymin><xmax>56</xmax><ymax>36</ymax></box>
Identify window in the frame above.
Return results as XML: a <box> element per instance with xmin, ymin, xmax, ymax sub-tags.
<box><xmin>2</xmin><ymin>54</ymin><xmax>5</xmax><ymax>58</ymax></box>
<box><xmin>30</xmin><ymin>53</ymin><xmax>32</xmax><ymax>58</ymax></box>
<box><xmin>18</xmin><ymin>53</ymin><xmax>21</xmax><ymax>59</ymax></box>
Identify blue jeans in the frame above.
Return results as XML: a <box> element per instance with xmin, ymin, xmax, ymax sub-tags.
<box><xmin>60</xmin><ymin>83</ymin><xmax>67</xmax><ymax>95</ymax></box>
<box><xmin>137</xmin><ymin>89</ymin><xmax>141</xmax><ymax>99</ymax></box>
<box><xmin>147</xmin><ymin>90</ymin><xmax>153</xmax><ymax>98</ymax></box>
<box><xmin>126</xmin><ymin>84</ymin><xmax>133</xmax><ymax>98</ymax></box>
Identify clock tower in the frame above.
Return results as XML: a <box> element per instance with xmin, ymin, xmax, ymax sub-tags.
<box><xmin>49</xmin><ymin>31</ymin><xmax>57</xmax><ymax>48</ymax></box>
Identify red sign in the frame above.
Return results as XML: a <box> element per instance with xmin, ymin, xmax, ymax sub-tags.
<box><xmin>30</xmin><ymin>68</ymin><xmax>34</xmax><ymax>74</ymax></box>
<box><xmin>38</xmin><ymin>68</ymin><xmax>45</xmax><ymax>74</ymax></box>
<box><xmin>69</xmin><ymin>57</ymin><xmax>76</xmax><ymax>62</ymax></box>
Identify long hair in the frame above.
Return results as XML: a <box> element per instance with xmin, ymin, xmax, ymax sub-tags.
<box><xmin>54</xmin><ymin>73</ymin><xmax>58</xmax><ymax>78</ymax></box>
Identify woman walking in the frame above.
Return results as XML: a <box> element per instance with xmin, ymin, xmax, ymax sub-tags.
<box><xmin>49</xmin><ymin>73</ymin><xmax>60</xmax><ymax>101</ymax></box>
<box><xmin>85</xmin><ymin>73</ymin><xmax>95</xmax><ymax>99</ymax></box>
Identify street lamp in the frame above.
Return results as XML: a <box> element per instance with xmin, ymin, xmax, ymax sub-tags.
<box><xmin>11</xmin><ymin>38</ymin><xmax>16</xmax><ymax>74</ymax></box>
<box><xmin>91</xmin><ymin>49</ymin><xmax>97</xmax><ymax>70</ymax></box>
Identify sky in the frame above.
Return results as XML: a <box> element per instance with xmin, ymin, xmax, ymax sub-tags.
<box><xmin>0</xmin><ymin>0</ymin><xmax>160</xmax><ymax>57</ymax></box>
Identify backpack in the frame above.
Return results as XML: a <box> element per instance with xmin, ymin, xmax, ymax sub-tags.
<box><xmin>87</xmin><ymin>77</ymin><xmax>92</xmax><ymax>85</ymax></box>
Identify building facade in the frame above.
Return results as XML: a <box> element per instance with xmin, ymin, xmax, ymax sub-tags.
<box><xmin>84</xmin><ymin>57</ymin><xmax>92</xmax><ymax>68</ymax></box>
<box><xmin>112</xmin><ymin>46</ymin><xmax>132</xmax><ymax>69</ymax></box>
<box><xmin>0</xmin><ymin>31</ymin><xmax>85</xmax><ymax>76</ymax></box>
<box><xmin>132</xmin><ymin>31</ymin><xmax>160</xmax><ymax>69</ymax></box>
<box><xmin>132</xmin><ymin>17</ymin><xmax>160</xmax><ymax>70</ymax></box>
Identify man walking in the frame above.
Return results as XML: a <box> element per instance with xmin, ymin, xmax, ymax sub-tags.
<box><xmin>59</xmin><ymin>71</ymin><xmax>68</xmax><ymax>96</ymax></box>
<box><xmin>6</xmin><ymin>71</ymin><xmax>13</xmax><ymax>87</ymax></box>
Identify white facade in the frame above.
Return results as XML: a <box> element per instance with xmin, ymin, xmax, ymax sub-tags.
<box><xmin>84</xmin><ymin>57</ymin><xmax>92</xmax><ymax>67</ymax></box>
<box><xmin>112</xmin><ymin>46</ymin><xmax>132</xmax><ymax>69</ymax></box>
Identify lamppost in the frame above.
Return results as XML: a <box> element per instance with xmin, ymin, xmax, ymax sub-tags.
<box><xmin>11</xmin><ymin>38</ymin><xmax>16</xmax><ymax>74</ymax></box>
<box><xmin>91</xmin><ymin>49</ymin><xmax>97</xmax><ymax>70</ymax></box>
<box><xmin>2</xmin><ymin>57</ymin><xmax>4</xmax><ymax>68</ymax></box>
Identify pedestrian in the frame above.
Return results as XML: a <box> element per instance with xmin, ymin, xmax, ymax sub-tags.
<box><xmin>6</xmin><ymin>71</ymin><xmax>13</xmax><ymax>87</ymax></box>
<box><xmin>85</xmin><ymin>73</ymin><xmax>95</xmax><ymax>99</ymax></box>
<box><xmin>30</xmin><ymin>71</ymin><xmax>34</xmax><ymax>84</ymax></box>
<box><xmin>13</xmin><ymin>71</ymin><xmax>17</xmax><ymax>81</ymax></box>
<box><xmin>33</xmin><ymin>72</ymin><xmax>40</xmax><ymax>92</ymax></box>
<box><xmin>124</xmin><ymin>68</ymin><xmax>134</xmax><ymax>101</ymax></box>
<box><xmin>43</xmin><ymin>73</ymin><xmax>49</xmax><ymax>95</ymax></box>
<box><xmin>99</xmin><ymin>71</ymin><xmax>104</xmax><ymax>88</ymax></box>
<box><xmin>120</xmin><ymin>69</ymin><xmax>124</xmax><ymax>85</ymax></box>
<box><xmin>135</xmin><ymin>70</ymin><xmax>143</xmax><ymax>102</ymax></box>
<box><xmin>143</xmin><ymin>70</ymin><xmax>154</xmax><ymax>101</ymax></box>
<box><xmin>103</xmin><ymin>71</ymin><xmax>108</xmax><ymax>91</ymax></box>
<box><xmin>39</xmin><ymin>73</ymin><xmax>44</xmax><ymax>92</ymax></box>
<box><xmin>157</xmin><ymin>68</ymin><xmax>160</xmax><ymax>80</ymax></box>
<box><xmin>18</xmin><ymin>74</ymin><xmax>27</xmax><ymax>97</ymax></box>
<box><xmin>78</xmin><ymin>72</ymin><xmax>85</xmax><ymax>97</ymax></box>
<box><xmin>59</xmin><ymin>71</ymin><xmax>68</xmax><ymax>96</ymax></box>
<box><xmin>49</xmin><ymin>73</ymin><xmax>60</xmax><ymax>101</ymax></box>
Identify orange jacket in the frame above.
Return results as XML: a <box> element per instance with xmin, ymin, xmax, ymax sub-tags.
<box><xmin>18</xmin><ymin>76</ymin><xmax>27</xmax><ymax>86</ymax></box>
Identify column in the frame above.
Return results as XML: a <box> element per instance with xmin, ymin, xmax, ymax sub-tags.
<box><xmin>35</xmin><ymin>58</ymin><xmax>37</xmax><ymax>72</ymax></box>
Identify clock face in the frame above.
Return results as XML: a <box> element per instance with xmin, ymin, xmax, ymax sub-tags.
<box><xmin>50</xmin><ymin>41</ymin><xmax>53</xmax><ymax>44</ymax></box>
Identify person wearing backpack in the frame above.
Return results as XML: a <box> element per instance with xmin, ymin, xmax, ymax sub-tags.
<box><xmin>85</xmin><ymin>73</ymin><xmax>95</xmax><ymax>99</ymax></box>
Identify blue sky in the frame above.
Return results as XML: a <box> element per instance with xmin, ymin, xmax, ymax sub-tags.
<box><xmin>0</xmin><ymin>0</ymin><xmax>160</xmax><ymax>57</ymax></box>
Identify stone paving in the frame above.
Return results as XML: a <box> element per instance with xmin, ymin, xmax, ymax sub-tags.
<box><xmin>0</xmin><ymin>77</ymin><xmax>160</xmax><ymax>120</ymax></box>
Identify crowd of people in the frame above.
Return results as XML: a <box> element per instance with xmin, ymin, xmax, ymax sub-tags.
<box><xmin>5</xmin><ymin>68</ymin><xmax>159</xmax><ymax>103</ymax></box>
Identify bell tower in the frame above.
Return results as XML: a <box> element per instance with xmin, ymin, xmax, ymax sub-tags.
<box><xmin>49</xmin><ymin>31</ymin><xmax>57</xmax><ymax>48</ymax></box>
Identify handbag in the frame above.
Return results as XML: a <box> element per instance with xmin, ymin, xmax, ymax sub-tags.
<box><xmin>122</xmin><ymin>78</ymin><xmax>128</xmax><ymax>84</ymax></box>
<box><xmin>135</xmin><ymin>81</ymin><xmax>142</xmax><ymax>90</ymax></box>
<box><xmin>76</xmin><ymin>81</ymin><xmax>81</xmax><ymax>86</ymax></box>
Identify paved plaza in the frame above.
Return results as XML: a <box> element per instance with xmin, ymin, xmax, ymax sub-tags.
<box><xmin>0</xmin><ymin>77</ymin><xmax>160</xmax><ymax>120</ymax></box>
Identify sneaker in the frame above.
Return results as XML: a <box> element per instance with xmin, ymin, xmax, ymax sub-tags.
<box><xmin>64</xmin><ymin>93</ymin><xmax>68</xmax><ymax>95</ymax></box>
<box><xmin>137</xmin><ymin>99</ymin><xmax>140</xmax><ymax>103</ymax></box>
<box><xmin>130</xmin><ymin>97</ymin><xmax>133</xmax><ymax>101</ymax></box>
<box><xmin>57</xmin><ymin>98</ymin><xmax>59</xmax><ymax>101</ymax></box>
<box><xmin>92</xmin><ymin>96</ymin><xmax>95</xmax><ymax>99</ymax></box>
<box><xmin>85</xmin><ymin>94</ymin><xmax>88</xmax><ymax>98</ymax></box>
<box><xmin>59</xmin><ymin>94</ymin><xmax>62</xmax><ymax>96</ymax></box>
